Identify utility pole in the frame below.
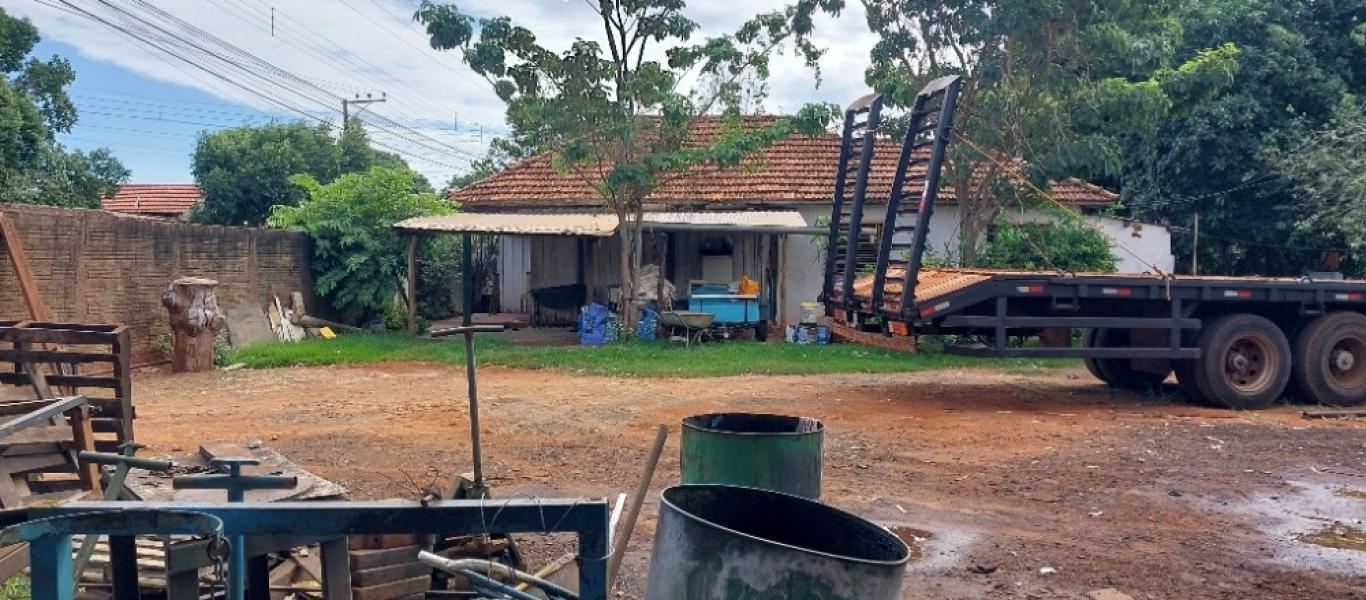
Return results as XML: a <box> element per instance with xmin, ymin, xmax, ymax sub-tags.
<box><xmin>341</xmin><ymin>92</ymin><xmax>386</xmax><ymax>125</ymax></box>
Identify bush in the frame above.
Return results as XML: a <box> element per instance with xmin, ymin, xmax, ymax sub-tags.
<box><xmin>975</xmin><ymin>216</ymin><xmax>1119</xmax><ymax>273</ymax></box>
<box><xmin>268</xmin><ymin>166</ymin><xmax>450</xmax><ymax>325</ymax></box>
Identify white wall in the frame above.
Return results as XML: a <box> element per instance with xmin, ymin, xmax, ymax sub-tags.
<box><xmin>778</xmin><ymin>205</ymin><xmax>1176</xmax><ymax>324</ymax></box>
<box><xmin>498</xmin><ymin>235</ymin><xmax>532</xmax><ymax>313</ymax></box>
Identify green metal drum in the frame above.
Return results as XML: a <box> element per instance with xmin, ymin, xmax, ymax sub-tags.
<box><xmin>680</xmin><ymin>412</ymin><xmax>824</xmax><ymax>499</ymax></box>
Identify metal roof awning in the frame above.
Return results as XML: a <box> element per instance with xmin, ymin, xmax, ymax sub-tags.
<box><xmin>394</xmin><ymin>210</ymin><xmax>826</xmax><ymax>236</ymax></box>
<box><xmin>640</xmin><ymin>211</ymin><xmax>824</xmax><ymax>235</ymax></box>
<box><xmin>394</xmin><ymin>212</ymin><xmax>619</xmax><ymax>237</ymax></box>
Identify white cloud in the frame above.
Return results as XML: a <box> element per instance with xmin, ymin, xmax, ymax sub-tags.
<box><xmin>9</xmin><ymin>0</ymin><xmax>879</xmax><ymax>184</ymax></box>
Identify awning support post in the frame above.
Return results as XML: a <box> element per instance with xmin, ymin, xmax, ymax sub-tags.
<box><xmin>462</xmin><ymin>233</ymin><xmax>474</xmax><ymax>327</ymax></box>
<box><xmin>406</xmin><ymin>234</ymin><xmax>420</xmax><ymax>334</ymax></box>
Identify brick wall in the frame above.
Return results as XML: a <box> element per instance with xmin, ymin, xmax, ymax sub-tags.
<box><xmin>0</xmin><ymin>203</ymin><xmax>318</xmax><ymax>362</ymax></box>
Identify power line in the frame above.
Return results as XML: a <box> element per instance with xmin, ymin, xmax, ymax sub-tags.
<box><xmin>46</xmin><ymin>0</ymin><xmax>471</xmax><ymax>171</ymax></box>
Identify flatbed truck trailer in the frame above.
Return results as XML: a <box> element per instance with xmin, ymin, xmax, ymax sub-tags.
<box><xmin>822</xmin><ymin>76</ymin><xmax>1366</xmax><ymax>410</ymax></box>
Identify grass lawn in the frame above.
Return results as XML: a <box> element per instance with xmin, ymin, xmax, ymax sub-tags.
<box><xmin>229</xmin><ymin>333</ymin><xmax>1073</xmax><ymax>378</ymax></box>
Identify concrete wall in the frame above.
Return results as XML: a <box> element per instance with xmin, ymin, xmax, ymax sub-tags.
<box><xmin>0</xmin><ymin>203</ymin><xmax>317</xmax><ymax>362</ymax></box>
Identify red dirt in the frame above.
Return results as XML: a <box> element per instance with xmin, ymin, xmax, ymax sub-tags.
<box><xmin>130</xmin><ymin>363</ymin><xmax>1366</xmax><ymax>599</ymax></box>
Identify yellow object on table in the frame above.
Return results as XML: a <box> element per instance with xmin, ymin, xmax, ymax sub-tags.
<box><xmin>738</xmin><ymin>275</ymin><xmax>760</xmax><ymax>295</ymax></box>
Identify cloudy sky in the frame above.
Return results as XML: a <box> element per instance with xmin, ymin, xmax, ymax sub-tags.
<box><xmin>8</xmin><ymin>0</ymin><xmax>881</xmax><ymax>185</ymax></box>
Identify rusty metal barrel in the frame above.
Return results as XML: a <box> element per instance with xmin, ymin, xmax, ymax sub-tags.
<box><xmin>681</xmin><ymin>412</ymin><xmax>824</xmax><ymax>499</ymax></box>
<box><xmin>644</xmin><ymin>485</ymin><xmax>910</xmax><ymax>599</ymax></box>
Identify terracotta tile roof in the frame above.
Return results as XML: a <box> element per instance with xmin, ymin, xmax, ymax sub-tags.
<box><xmin>451</xmin><ymin>116</ymin><xmax>1118</xmax><ymax>209</ymax></box>
<box><xmin>102</xmin><ymin>184</ymin><xmax>202</xmax><ymax>216</ymax></box>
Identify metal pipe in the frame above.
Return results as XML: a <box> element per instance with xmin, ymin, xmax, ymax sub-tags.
<box><xmin>417</xmin><ymin>552</ymin><xmax>577</xmax><ymax>599</ymax></box>
<box><xmin>459</xmin><ymin>569</ymin><xmax>543</xmax><ymax>600</ymax></box>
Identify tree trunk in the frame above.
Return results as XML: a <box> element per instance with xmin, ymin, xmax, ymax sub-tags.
<box><xmin>618</xmin><ymin>217</ymin><xmax>640</xmax><ymax>330</ymax></box>
<box><xmin>161</xmin><ymin>277</ymin><xmax>226</xmax><ymax>373</ymax></box>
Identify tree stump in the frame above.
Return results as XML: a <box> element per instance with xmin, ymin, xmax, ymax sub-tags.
<box><xmin>162</xmin><ymin>277</ymin><xmax>226</xmax><ymax>373</ymax></box>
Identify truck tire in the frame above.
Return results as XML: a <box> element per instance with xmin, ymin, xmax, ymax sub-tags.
<box><xmin>1291</xmin><ymin>311</ymin><xmax>1366</xmax><ymax>406</ymax></box>
<box><xmin>1192</xmin><ymin>314</ymin><xmax>1291</xmax><ymax>410</ymax></box>
<box><xmin>1082</xmin><ymin>329</ymin><xmax>1115</xmax><ymax>385</ymax></box>
<box><xmin>1088</xmin><ymin>328</ymin><xmax>1168</xmax><ymax>392</ymax></box>
<box><xmin>1173</xmin><ymin>360</ymin><xmax>1211</xmax><ymax>406</ymax></box>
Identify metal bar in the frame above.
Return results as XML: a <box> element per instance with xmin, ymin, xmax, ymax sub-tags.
<box><xmin>821</xmin><ymin>110</ymin><xmax>855</xmax><ymax>305</ymax></box>
<box><xmin>938</xmin><ymin>316</ymin><xmax>1202</xmax><ymax>329</ymax></box>
<box><xmin>901</xmin><ymin>78</ymin><xmax>962</xmax><ymax>321</ymax></box>
<box><xmin>838</xmin><ymin>97</ymin><xmax>883</xmax><ymax>309</ymax></box>
<box><xmin>0</xmin><ymin>395</ymin><xmax>86</xmax><ymax>439</ymax></box>
<box><xmin>946</xmin><ymin>346</ymin><xmax>1199</xmax><ymax>359</ymax></box>
<box><xmin>26</xmin><ymin>500</ymin><xmax>608</xmax><ymax>536</ymax></box>
<box><xmin>462</xmin><ymin>232</ymin><xmax>474</xmax><ymax>327</ymax></box>
<box><xmin>464</xmin><ymin>331</ymin><xmax>483</xmax><ymax>492</ymax></box>
<box><xmin>871</xmin><ymin>91</ymin><xmax>931</xmax><ymax>312</ymax></box>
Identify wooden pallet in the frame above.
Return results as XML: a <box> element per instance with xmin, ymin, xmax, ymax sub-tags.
<box><xmin>0</xmin><ymin>321</ymin><xmax>135</xmax><ymax>451</ymax></box>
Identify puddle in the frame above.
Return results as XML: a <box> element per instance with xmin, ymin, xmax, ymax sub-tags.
<box><xmin>888</xmin><ymin>525</ymin><xmax>933</xmax><ymax>562</ymax></box>
<box><xmin>1190</xmin><ymin>480</ymin><xmax>1366</xmax><ymax>576</ymax></box>
<box><xmin>1298</xmin><ymin>525</ymin><xmax>1366</xmax><ymax>552</ymax></box>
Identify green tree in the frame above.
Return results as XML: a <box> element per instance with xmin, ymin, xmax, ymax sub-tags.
<box><xmin>268</xmin><ymin>166</ymin><xmax>450</xmax><ymax>324</ymax></box>
<box><xmin>1274</xmin><ymin>101</ymin><xmax>1366</xmax><ymax>276</ymax></box>
<box><xmin>863</xmin><ymin>0</ymin><xmax>1239</xmax><ymax>263</ymax></box>
<box><xmin>191</xmin><ymin>123</ymin><xmax>342</xmax><ymax>225</ymax></box>
<box><xmin>416</xmin><ymin>0</ymin><xmax>842</xmax><ymax>325</ymax></box>
<box><xmin>192</xmin><ymin>118</ymin><xmax>432</xmax><ymax>225</ymax></box>
<box><xmin>0</xmin><ymin>8</ymin><xmax>126</xmax><ymax>208</ymax></box>
<box><xmin>1121</xmin><ymin>0</ymin><xmax>1366</xmax><ymax>276</ymax></box>
<box><xmin>976</xmin><ymin>215</ymin><xmax>1119</xmax><ymax>273</ymax></box>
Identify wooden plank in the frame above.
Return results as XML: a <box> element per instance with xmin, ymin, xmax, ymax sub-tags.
<box><xmin>349</xmin><ymin>561</ymin><xmax>429</xmax><ymax>587</ymax></box>
<box><xmin>347</xmin><ymin>546</ymin><xmax>419</xmax><ymax>571</ymax></box>
<box><xmin>67</xmin><ymin>406</ymin><xmax>102</xmax><ymax>495</ymax></box>
<box><xmin>350</xmin><ymin>575</ymin><xmax>428</xmax><ymax>600</ymax></box>
<box><xmin>0</xmin><ymin>451</ymin><xmax>71</xmax><ymax>474</ymax></box>
<box><xmin>111</xmin><ymin>328</ymin><xmax>133</xmax><ymax>443</ymax></box>
<box><xmin>0</xmin><ymin>328</ymin><xmax>121</xmax><ymax>346</ymax></box>
<box><xmin>0</xmin><ymin>373</ymin><xmax>120</xmax><ymax>389</ymax></box>
<box><xmin>0</xmin><ymin>425</ymin><xmax>74</xmax><ymax>445</ymax></box>
<box><xmin>0</xmin><ymin>542</ymin><xmax>29</xmax><ymax>582</ymax></box>
<box><xmin>348</xmin><ymin>534</ymin><xmax>420</xmax><ymax>550</ymax></box>
<box><xmin>0</xmin><ymin>349</ymin><xmax>117</xmax><ymax>364</ymax></box>
<box><xmin>0</xmin><ymin>441</ymin><xmax>67</xmax><ymax>457</ymax></box>
<box><xmin>0</xmin><ymin>214</ymin><xmax>49</xmax><ymax>321</ymax></box>
<box><xmin>0</xmin><ymin>471</ymin><xmax>21</xmax><ymax>508</ymax></box>
<box><xmin>21</xmin><ymin>322</ymin><xmax>121</xmax><ymax>333</ymax></box>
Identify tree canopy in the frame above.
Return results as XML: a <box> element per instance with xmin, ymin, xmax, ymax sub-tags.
<box><xmin>863</xmin><ymin>0</ymin><xmax>1241</xmax><ymax>264</ymax></box>
<box><xmin>1120</xmin><ymin>0</ymin><xmax>1366</xmax><ymax>276</ymax></box>
<box><xmin>417</xmin><ymin>0</ymin><xmax>843</xmax><ymax>324</ymax></box>
<box><xmin>0</xmin><ymin>8</ymin><xmax>127</xmax><ymax>208</ymax></box>
<box><xmin>191</xmin><ymin>118</ymin><xmax>430</xmax><ymax>226</ymax></box>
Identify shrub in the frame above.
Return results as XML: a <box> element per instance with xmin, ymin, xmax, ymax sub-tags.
<box><xmin>975</xmin><ymin>216</ymin><xmax>1119</xmax><ymax>273</ymax></box>
<box><xmin>269</xmin><ymin>166</ymin><xmax>450</xmax><ymax>324</ymax></box>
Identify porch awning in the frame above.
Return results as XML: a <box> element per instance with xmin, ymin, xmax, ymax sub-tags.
<box><xmin>394</xmin><ymin>212</ymin><xmax>619</xmax><ymax>236</ymax></box>
<box><xmin>394</xmin><ymin>210</ymin><xmax>825</xmax><ymax>236</ymax></box>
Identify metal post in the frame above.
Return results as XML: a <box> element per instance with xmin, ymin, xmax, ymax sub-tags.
<box><xmin>171</xmin><ymin>459</ymin><xmax>297</xmax><ymax>600</ymax></box>
<box><xmin>462</xmin><ymin>233</ymin><xmax>474</xmax><ymax>327</ymax></box>
<box><xmin>1192</xmin><ymin>212</ymin><xmax>1199</xmax><ymax>275</ymax></box>
<box><xmin>30</xmin><ymin>534</ymin><xmax>74</xmax><ymax>600</ymax></box>
<box><xmin>464</xmin><ymin>330</ymin><xmax>483</xmax><ymax>491</ymax></box>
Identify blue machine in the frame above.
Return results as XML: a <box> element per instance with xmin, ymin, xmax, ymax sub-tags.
<box><xmin>686</xmin><ymin>283</ymin><xmax>760</xmax><ymax>323</ymax></box>
<box><xmin>5</xmin><ymin>498</ymin><xmax>611</xmax><ymax>600</ymax></box>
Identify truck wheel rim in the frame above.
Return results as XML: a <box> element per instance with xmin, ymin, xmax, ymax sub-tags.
<box><xmin>1327</xmin><ymin>333</ymin><xmax>1366</xmax><ymax>389</ymax></box>
<box><xmin>1223</xmin><ymin>335</ymin><xmax>1275</xmax><ymax>394</ymax></box>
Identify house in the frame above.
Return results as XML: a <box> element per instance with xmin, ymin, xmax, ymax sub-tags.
<box><xmin>440</xmin><ymin>117</ymin><xmax>1173</xmax><ymax>327</ymax></box>
<box><xmin>101</xmin><ymin>184</ymin><xmax>202</xmax><ymax>220</ymax></box>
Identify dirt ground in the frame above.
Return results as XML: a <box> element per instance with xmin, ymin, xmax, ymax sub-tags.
<box><xmin>129</xmin><ymin>362</ymin><xmax>1366</xmax><ymax>599</ymax></box>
